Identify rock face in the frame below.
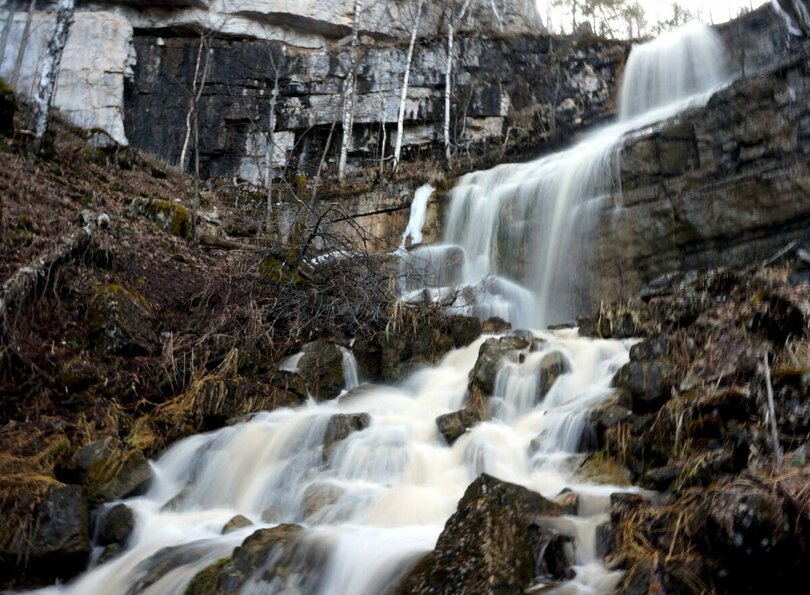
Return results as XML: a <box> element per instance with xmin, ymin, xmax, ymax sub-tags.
<box><xmin>592</xmin><ymin>52</ymin><xmax>810</xmax><ymax>306</ymax></box>
<box><xmin>395</xmin><ymin>474</ymin><xmax>566</xmax><ymax>594</ymax></box>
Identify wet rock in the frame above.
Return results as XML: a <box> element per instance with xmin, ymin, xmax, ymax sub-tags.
<box><xmin>0</xmin><ymin>78</ymin><xmax>15</xmax><ymax>136</ymax></box>
<box><xmin>0</xmin><ymin>485</ymin><xmax>90</xmax><ymax>585</ymax></box>
<box><xmin>538</xmin><ymin>534</ymin><xmax>576</xmax><ymax>581</ymax></box>
<box><xmin>613</xmin><ymin>361</ymin><xmax>673</xmax><ymax>414</ymax></box>
<box><xmin>446</xmin><ymin>315</ymin><xmax>483</xmax><ymax>348</ymax></box>
<box><xmin>322</xmin><ymin>413</ymin><xmax>370</xmax><ymax>461</ymax></box>
<box><xmin>221</xmin><ymin>515</ymin><xmax>253</xmax><ymax>534</ymax></box>
<box><xmin>537</xmin><ymin>351</ymin><xmax>570</xmax><ymax>398</ymax></box>
<box><xmin>295</xmin><ymin>341</ymin><xmax>347</xmax><ymax>400</ymax></box>
<box><xmin>468</xmin><ymin>335</ymin><xmax>531</xmax><ymax>397</ymax></box>
<box><xmin>640</xmin><ymin>465</ymin><xmax>681</xmax><ymax>491</ymax></box>
<box><xmin>749</xmin><ymin>290</ymin><xmax>807</xmax><ymax>343</ymax></box>
<box><xmin>554</xmin><ymin>491</ymin><xmax>579</xmax><ymax>515</ymax></box>
<box><xmin>509</xmin><ymin>329</ymin><xmax>536</xmax><ymax>344</ymax></box>
<box><xmin>97</xmin><ymin>503</ymin><xmax>134</xmax><ymax>547</ymax></box>
<box><xmin>577</xmin><ymin>302</ymin><xmax>651</xmax><ymax>339</ymax></box>
<box><xmin>97</xmin><ymin>543</ymin><xmax>124</xmax><ymax>565</ymax></box>
<box><xmin>435</xmin><ymin>408</ymin><xmax>482</xmax><ymax>445</ymax></box>
<box><xmin>395</xmin><ymin>474</ymin><xmax>564</xmax><ymax>594</ymax></box>
<box><xmin>87</xmin><ymin>284</ymin><xmax>159</xmax><ymax>357</ymax></box>
<box><xmin>73</xmin><ymin>437</ymin><xmax>152</xmax><ymax>503</ymax></box>
<box><xmin>187</xmin><ymin>525</ymin><xmax>305</xmax><ymax>595</ymax></box>
<box><xmin>587</xmin><ymin>394</ymin><xmax>633</xmax><ymax>450</ymax></box>
<box><xmin>301</xmin><ymin>482</ymin><xmax>345</xmax><ymax>520</ymax></box>
<box><xmin>260</xmin><ymin>506</ymin><xmax>283</xmax><ymax>524</ymax></box>
<box><xmin>629</xmin><ymin>335</ymin><xmax>676</xmax><ymax>362</ymax></box>
<box><xmin>595</xmin><ymin>520</ymin><xmax>613</xmax><ymax>559</ymax></box>
<box><xmin>482</xmin><ymin>317</ymin><xmax>512</xmax><ymax>334</ymax></box>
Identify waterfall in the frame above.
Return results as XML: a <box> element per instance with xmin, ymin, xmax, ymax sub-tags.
<box><xmin>400</xmin><ymin>184</ymin><xmax>435</xmax><ymax>248</ymax></box>
<box><xmin>39</xmin><ymin>24</ymin><xmax>732</xmax><ymax>595</ymax></box>
<box><xmin>405</xmin><ymin>23</ymin><xmax>729</xmax><ymax>327</ymax></box>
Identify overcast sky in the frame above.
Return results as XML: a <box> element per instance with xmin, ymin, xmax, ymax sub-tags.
<box><xmin>537</xmin><ymin>0</ymin><xmax>768</xmax><ymax>31</ymax></box>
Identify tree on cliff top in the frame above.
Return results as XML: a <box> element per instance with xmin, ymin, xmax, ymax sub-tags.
<box><xmin>32</xmin><ymin>0</ymin><xmax>75</xmax><ymax>153</ymax></box>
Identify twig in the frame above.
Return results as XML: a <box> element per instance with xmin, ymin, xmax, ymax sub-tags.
<box><xmin>763</xmin><ymin>352</ymin><xmax>784</xmax><ymax>466</ymax></box>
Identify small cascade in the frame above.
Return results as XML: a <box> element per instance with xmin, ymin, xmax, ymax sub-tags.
<box><xmin>400</xmin><ymin>184</ymin><xmax>435</xmax><ymax>248</ymax></box>
<box><xmin>42</xmin><ymin>331</ymin><xmax>636</xmax><ymax>595</ymax></box>
<box><xmin>339</xmin><ymin>347</ymin><xmax>360</xmax><ymax>391</ymax></box>
<box><xmin>402</xmin><ymin>23</ymin><xmax>730</xmax><ymax>327</ymax></box>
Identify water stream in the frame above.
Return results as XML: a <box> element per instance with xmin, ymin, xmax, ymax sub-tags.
<box><xmin>40</xmin><ymin>23</ymin><xmax>731</xmax><ymax>595</ymax></box>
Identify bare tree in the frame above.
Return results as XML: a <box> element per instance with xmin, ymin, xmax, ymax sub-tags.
<box><xmin>393</xmin><ymin>0</ymin><xmax>425</xmax><ymax>169</ymax></box>
<box><xmin>0</xmin><ymin>2</ymin><xmax>16</xmax><ymax>69</ymax></box>
<box><xmin>444</xmin><ymin>0</ymin><xmax>475</xmax><ymax>165</ymax></box>
<box><xmin>264</xmin><ymin>51</ymin><xmax>280</xmax><ymax>226</ymax></box>
<box><xmin>32</xmin><ymin>0</ymin><xmax>74</xmax><ymax>152</ymax></box>
<box><xmin>338</xmin><ymin>0</ymin><xmax>362</xmax><ymax>182</ymax></box>
<box><xmin>189</xmin><ymin>33</ymin><xmax>212</xmax><ymax>240</ymax></box>
<box><xmin>10</xmin><ymin>0</ymin><xmax>35</xmax><ymax>88</ymax></box>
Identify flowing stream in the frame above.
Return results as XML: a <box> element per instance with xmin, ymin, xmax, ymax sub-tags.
<box><xmin>41</xmin><ymin>23</ymin><xmax>731</xmax><ymax>595</ymax></box>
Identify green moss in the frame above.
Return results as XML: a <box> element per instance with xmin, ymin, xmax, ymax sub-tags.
<box><xmin>0</xmin><ymin>77</ymin><xmax>14</xmax><ymax>101</ymax></box>
<box><xmin>147</xmin><ymin>200</ymin><xmax>190</xmax><ymax>238</ymax></box>
<box><xmin>258</xmin><ymin>255</ymin><xmax>308</xmax><ymax>286</ymax></box>
<box><xmin>184</xmin><ymin>559</ymin><xmax>229</xmax><ymax>595</ymax></box>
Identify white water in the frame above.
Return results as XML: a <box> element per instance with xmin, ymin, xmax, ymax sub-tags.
<box><xmin>38</xmin><ymin>23</ymin><xmax>732</xmax><ymax>595</ymax></box>
<box><xmin>41</xmin><ymin>331</ymin><xmax>633</xmax><ymax>595</ymax></box>
<box><xmin>400</xmin><ymin>184</ymin><xmax>435</xmax><ymax>248</ymax></box>
<box><xmin>401</xmin><ymin>23</ymin><xmax>729</xmax><ymax>328</ymax></box>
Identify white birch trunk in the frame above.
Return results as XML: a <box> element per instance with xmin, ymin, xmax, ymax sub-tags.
<box><xmin>444</xmin><ymin>0</ymin><xmax>474</xmax><ymax>164</ymax></box>
<box><xmin>32</xmin><ymin>0</ymin><xmax>74</xmax><ymax>150</ymax></box>
<box><xmin>338</xmin><ymin>0</ymin><xmax>361</xmax><ymax>182</ymax></box>
<box><xmin>180</xmin><ymin>39</ymin><xmax>205</xmax><ymax>170</ymax></box>
<box><xmin>394</xmin><ymin>0</ymin><xmax>424</xmax><ymax>168</ymax></box>
<box><xmin>265</xmin><ymin>68</ymin><xmax>279</xmax><ymax>223</ymax></box>
<box><xmin>11</xmin><ymin>0</ymin><xmax>36</xmax><ymax>88</ymax></box>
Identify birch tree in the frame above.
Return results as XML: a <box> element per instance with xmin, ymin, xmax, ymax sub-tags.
<box><xmin>264</xmin><ymin>55</ymin><xmax>280</xmax><ymax>225</ymax></box>
<box><xmin>393</xmin><ymin>0</ymin><xmax>424</xmax><ymax>169</ymax></box>
<box><xmin>10</xmin><ymin>0</ymin><xmax>35</xmax><ymax>88</ymax></box>
<box><xmin>32</xmin><ymin>0</ymin><xmax>74</xmax><ymax>152</ymax></box>
<box><xmin>444</xmin><ymin>0</ymin><xmax>475</xmax><ymax>165</ymax></box>
<box><xmin>337</xmin><ymin>0</ymin><xmax>361</xmax><ymax>182</ymax></box>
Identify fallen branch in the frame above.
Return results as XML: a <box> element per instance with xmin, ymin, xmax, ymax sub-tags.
<box><xmin>198</xmin><ymin>233</ymin><xmax>262</xmax><ymax>252</ymax></box>
<box><xmin>763</xmin><ymin>352</ymin><xmax>784</xmax><ymax>467</ymax></box>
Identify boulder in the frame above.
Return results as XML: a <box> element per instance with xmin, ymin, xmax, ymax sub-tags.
<box><xmin>222</xmin><ymin>515</ymin><xmax>253</xmax><ymax>534</ymax></box>
<box><xmin>301</xmin><ymin>482</ymin><xmax>345</xmax><ymax>520</ymax></box>
<box><xmin>446</xmin><ymin>315</ymin><xmax>483</xmax><ymax>348</ymax></box>
<box><xmin>0</xmin><ymin>485</ymin><xmax>90</xmax><ymax>585</ymax></box>
<box><xmin>435</xmin><ymin>408</ymin><xmax>482</xmax><ymax>445</ymax></box>
<box><xmin>0</xmin><ymin>78</ymin><xmax>16</xmax><ymax>136</ymax></box>
<box><xmin>87</xmin><ymin>284</ymin><xmax>159</xmax><ymax>357</ymax></box>
<box><xmin>73</xmin><ymin>437</ymin><xmax>152</xmax><ymax>503</ymax></box>
<box><xmin>295</xmin><ymin>341</ymin><xmax>347</xmax><ymax>400</ymax></box>
<box><xmin>322</xmin><ymin>413</ymin><xmax>370</xmax><ymax>461</ymax></box>
<box><xmin>186</xmin><ymin>525</ymin><xmax>306</xmax><ymax>595</ymax></box>
<box><xmin>482</xmin><ymin>317</ymin><xmax>512</xmax><ymax>334</ymax></box>
<box><xmin>537</xmin><ymin>351</ymin><xmax>570</xmax><ymax>399</ymax></box>
<box><xmin>97</xmin><ymin>503</ymin><xmax>134</xmax><ymax>547</ymax></box>
<box><xmin>468</xmin><ymin>335</ymin><xmax>531</xmax><ymax>397</ymax></box>
<box><xmin>629</xmin><ymin>335</ymin><xmax>676</xmax><ymax>362</ymax></box>
<box><xmin>395</xmin><ymin>474</ymin><xmax>564</xmax><ymax>594</ymax></box>
<box><xmin>613</xmin><ymin>361</ymin><xmax>673</xmax><ymax>414</ymax></box>
<box><xmin>586</xmin><ymin>393</ymin><xmax>633</xmax><ymax>449</ymax></box>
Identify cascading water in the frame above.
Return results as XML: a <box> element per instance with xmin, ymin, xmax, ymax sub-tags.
<box><xmin>400</xmin><ymin>184</ymin><xmax>435</xmax><ymax>249</ymax></box>
<box><xmin>404</xmin><ymin>23</ymin><xmax>730</xmax><ymax>328</ymax></box>
<box><xmin>37</xmin><ymin>24</ymin><xmax>732</xmax><ymax>595</ymax></box>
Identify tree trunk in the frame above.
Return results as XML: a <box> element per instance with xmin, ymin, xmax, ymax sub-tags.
<box><xmin>338</xmin><ymin>0</ymin><xmax>361</xmax><ymax>182</ymax></box>
<box><xmin>0</xmin><ymin>4</ymin><xmax>16</xmax><ymax>70</ymax></box>
<box><xmin>32</xmin><ymin>0</ymin><xmax>75</xmax><ymax>152</ymax></box>
<box><xmin>180</xmin><ymin>38</ymin><xmax>205</xmax><ymax>170</ymax></box>
<box><xmin>394</xmin><ymin>0</ymin><xmax>424</xmax><ymax>168</ymax></box>
<box><xmin>265</xmin><ymin>67</ymin><xmax>279</xmax><ymax>227</ymax></box>
<box><xmin>11</xmin><ymin>0</ymin><xmax>36</xmax><ymax>89</ymax></box>
<box><xmin>189</xmin><ymin>34</ymin><xmax>210</xmax><ymax>239</ymax></box>
<box><xmin>444</xmin><ymin>0</ymin><xmax>474</xmax><ymax>165</ymax></box>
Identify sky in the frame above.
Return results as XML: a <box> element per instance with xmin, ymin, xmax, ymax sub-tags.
<box><xmin>536</xmin><ymin>0</ymin><xmax>768</xmax><ymax>32</ymax></box>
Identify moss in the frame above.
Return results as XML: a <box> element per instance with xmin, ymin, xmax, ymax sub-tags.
<box><xmin>577</xmin><ymin>452</ymin><xmax>633</xmax><ymax>486</ymax></box>
<box><xmin>184</xmin><ymin>559</ymin><xmax>228</xmax><ymax>595</ymax></box>
<box><xmin>148</xmin><ymin>200</ymin><xmax>190</xmax><ymax>238</ymax></box>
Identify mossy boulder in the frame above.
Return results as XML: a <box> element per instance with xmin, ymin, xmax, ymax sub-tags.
<box><xmin>395</xmin><ymin>474</ymin><xmax>566</xmax><ymax>594</ymax></box>
<box><xmin>0</xmin><ymin>78</ymin><xmax>15</xmax><ymax>137</ymax></box>
<box><xmin>129</xmin><ymin>198</ymin><xmax>190</xmax><ymax>238</ymax></box>
<box><xmin>88</xmin><ymin>284</ymin><xmax>159</xmax><ymax>357</ymax></box>
<box><xmin>293</xmin><ymin>341</ymin><xmax>347</xmax><ymax>400</ymax></box>
<box><xmin>71</xmin><ymin>437</ymin><xmax>152</xmax><ymax>503</ymax></box>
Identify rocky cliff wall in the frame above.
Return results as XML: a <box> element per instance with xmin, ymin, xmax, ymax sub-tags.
<box><xmin>591</xmin><ymin>51</ymin><xmax>810</xmax><ymax>305</ymax></box>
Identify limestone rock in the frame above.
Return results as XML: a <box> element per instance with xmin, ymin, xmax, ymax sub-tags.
<box><xmin>468</xmin><ymin>335</ymin><xmax>531</xmax><ymax>397</ymax></box>
<box><xmin>322</xmin><ymin>413</ymin><xmax>370</xmax><ymax>461</ymax></box>
<box><xmin>301</xmin><ymin>482</ymin><xmax>345</xmax><ymax>520</ymax></box>
<box><xmin>481</xmin><ymin>317</ymin><xmax>512</xmax><ymax>334</ymax></box>
<box><xmin>537</xmin><ymin>351</ymin><xmax>570</xmax><ymax>399</ymax></box>
<box><xmin>613</xmin><ymin>361</ymin><xmax>673</xmax><ymax>414</ymax></box>
<box><xmin>295</xmin><ymin>341</ymin><xmax>347</xmax><ymax>400</ymax></box>
<box><xmin>435</xmin><ymin>408</ymin><xmax>482</xmax><ymax>445</ymax></box>
<box><xmin>395</xmin><ymin>474</ymin><xmax>564</xmax><ymax>594</ymax></box>
<box><xmin>97</xmin><ymin>503</ymin><xmax>135</xmax><ymax>547</ymax></box>
<box><xmin>221</xmin><ymin>515</ymin><xmax>253</xmax><ymax>535</ymax></box>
